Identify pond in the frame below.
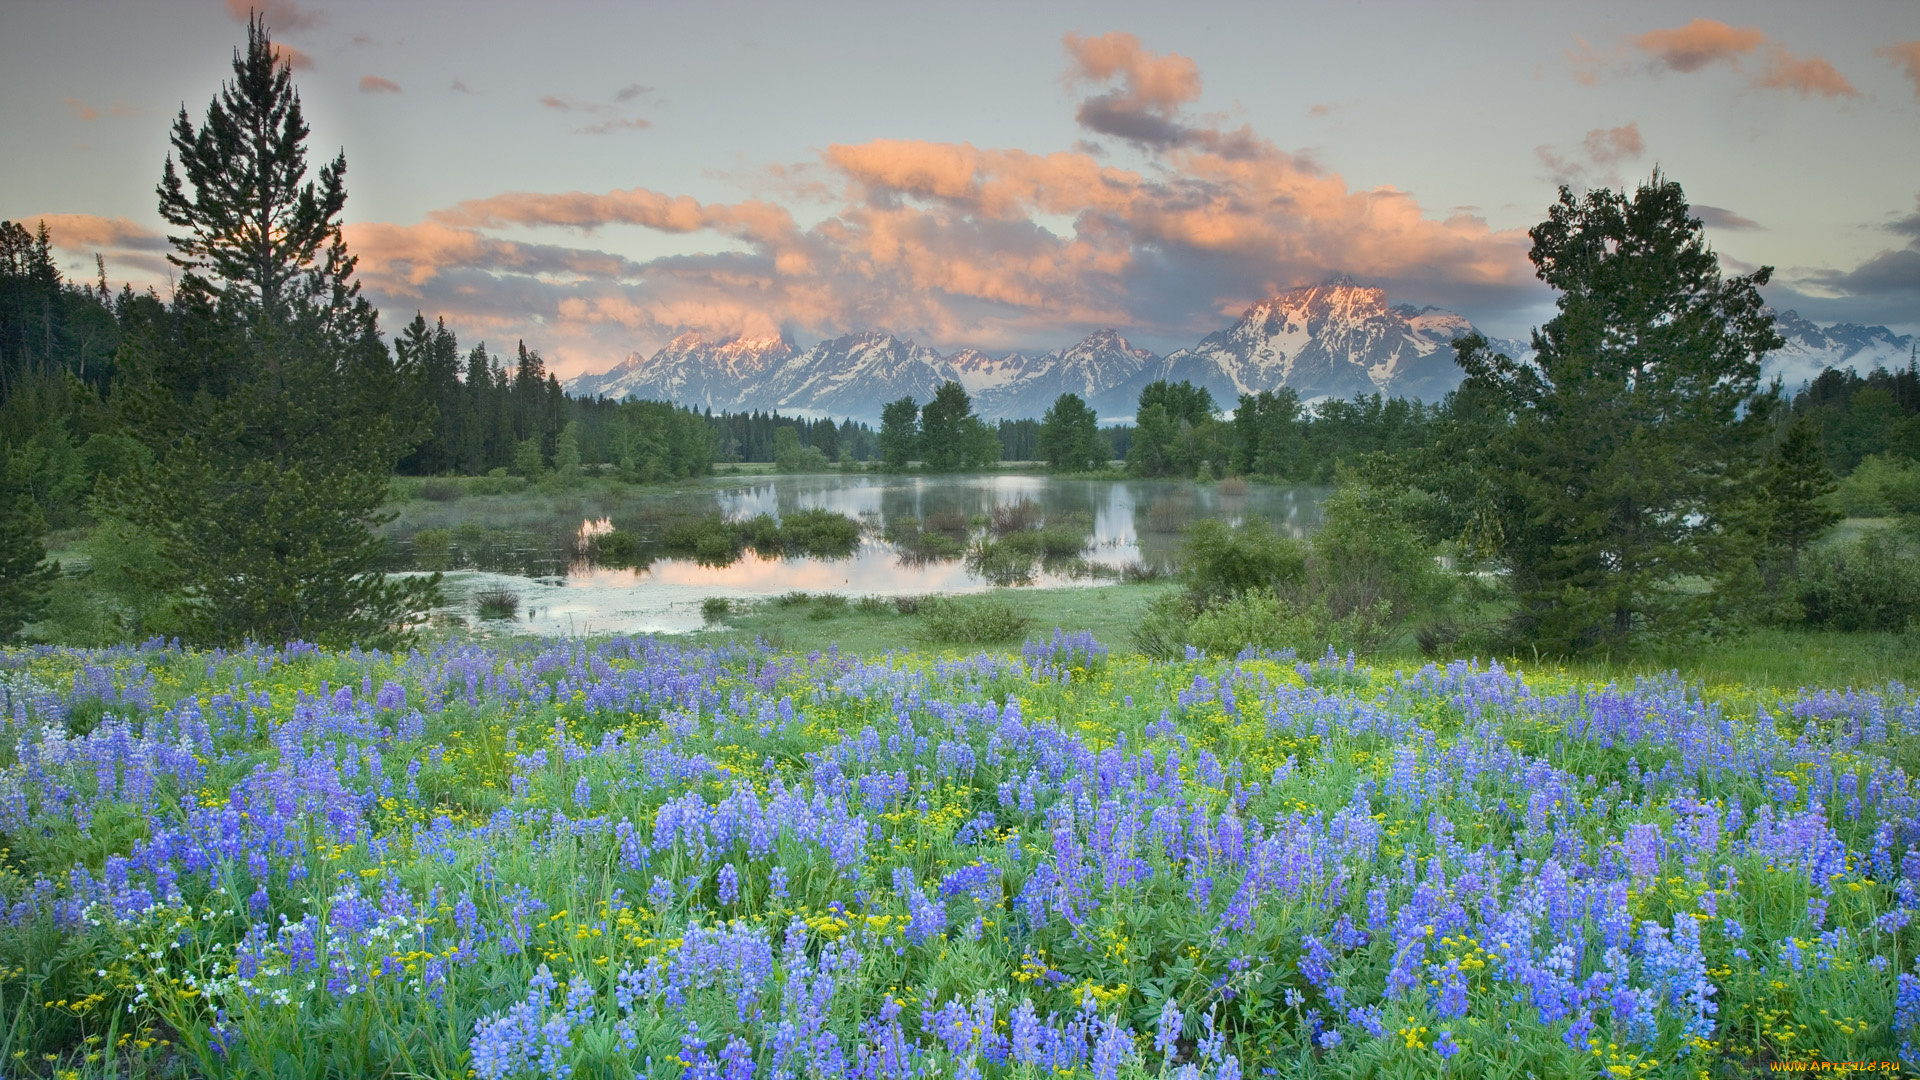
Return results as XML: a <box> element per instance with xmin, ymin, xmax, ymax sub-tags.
<box><xmin>382</xmin><ymin>473</ymin><xmax>1327</xmax><ymax>635</ymax></box>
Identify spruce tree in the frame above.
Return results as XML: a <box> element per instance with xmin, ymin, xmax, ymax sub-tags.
<box><xmin>0</xmin><ymin>452</ymin><xmax>57</xmax><ymax>641</ymax></box>
<box><xmin>1454</xmin><ymin>173</ymin><xmax>1781</xmax><ymax>654</ymax></box>
<box><xmin>105</xmin><ymin>18</ymin><xmax>437</xmax><ymax>647</ymax></box>
<box><xmin>1761</xmin><ymin>414</ymin><xmax>1841</xmax><ymax>578</ymax></box>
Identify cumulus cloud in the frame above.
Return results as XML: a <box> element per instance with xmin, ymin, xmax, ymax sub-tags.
<box><xmin>356</xmin><ymin>34</ymin><xmax>1534</xmax><ymax>375</ymax></box>
<box><xmin>1535</xmin><ymin>123</ymin><xmax>1643</xmax><ymax>188</ymax></box>
<box><xmin>1877</xmin><ymin>41</ymin><xmax>1920</xmax><ymax>99</ymax></box>
<box><xmin>223</xmin><ymin>0</ymin><xmax>323</xmax><ymax>31</ymax></box>
<box><xmin>1754</xmin><ymin>47</ymin><xmax>1858</xmax><ymax>98</ymax></box>
<box><xmin>358</xmin><ymin>75</ymin><xmax>402</xmax><ymax>93</ymax></box>
<box><xmin>1576</xmin><ymin>19</ymin><xmax>1859</xmax><ymax>99</ymax></box>
<box><xmin>1633</xmin><ymin>19</ymin><xmax>1764</xmax><ymax>72</ymax></box>
<box><xmin>1062</xmin><ymin>32</ymin><xmax>1203</xmax><ymax>150</ymax></box>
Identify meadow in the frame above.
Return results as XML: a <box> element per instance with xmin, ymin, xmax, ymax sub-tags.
<box><xmin>0</xmin><ymin>630</ymin><xmax>1913</xmax><ymax>1078</ymax></box>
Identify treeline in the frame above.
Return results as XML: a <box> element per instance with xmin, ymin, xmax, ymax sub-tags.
<box><xmin>1027</xmin><ymin>364</ymin><xmax>1919</xmax><ymax>485</ymax></box>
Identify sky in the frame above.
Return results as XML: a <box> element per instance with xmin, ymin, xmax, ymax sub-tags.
<box><xmin>4</xmin><ymin>0</ymin><xmax>1918</xmax><ymax>378</ymax></box>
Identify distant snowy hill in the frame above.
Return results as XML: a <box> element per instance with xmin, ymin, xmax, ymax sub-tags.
<box><xmin>1762</xmin><ymin>310</ymin><xmax>1915</xmax><ymax>389</ymax></box>
<box><xmin>564</xmin><ymin>283</ymin><xmax>1907</xmax><ymax>422</ymax></box>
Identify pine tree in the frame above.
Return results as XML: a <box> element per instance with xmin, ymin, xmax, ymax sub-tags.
<box><xmin>0</xmin><ymin>451</ymin><xmax>57</xmax><ymax>641</ymax></box>
<box><xmin>105</xmin><ymin>18</ymin><xmax>437</xmax><ymax>647</ymax></box>
<box><xmin>1455</xmin><ymin>173</ymin><xmax>1781</xmax><ymax>654</ymax></box>
<box><xmin>1761</xmin><ymin>414</ymin><xmax>1841</xmax><ymax>578</ymax></box>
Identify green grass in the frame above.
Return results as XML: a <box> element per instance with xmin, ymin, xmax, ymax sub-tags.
<box><xmin>694</xmin><ymin>581</ymin><xmax>1920</xmax><ymax>689</ymax></box>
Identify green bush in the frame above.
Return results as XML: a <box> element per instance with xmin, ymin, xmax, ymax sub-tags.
<box><xmin>917</xmin><ymin>596</ymin><xmax>1030</xmax><ymax>644</ymax></box>
<box><xmin>777</xmin><ymin>508</ymin><xmax>861</xmax><ymax>556</ymax></box>
<box><xmin>700</xmin><ymin>596</ymin><xmax>730</xmax><ymax>623</ymax></box>
<box><xmin>807</xmin><ymin>593</ymin><xmax>850</xmax><ymax>620</ymax></box>
<box><xmin>1798</xmin><ymin>531</ymin><xmax>1920</xmax><ymax>631</ymax></box>
<box><xmin>1142</xmin><ymin>480</ymin><xmax>1455</xmax><ymax>657</ymax></box>
<box><xmin>1831</xmin><ymin>455</ymin><xmax>1920</xmax><ymax>518</ymax></box>
<box><xmin>1179</xmin><ymin>517</ymin><xmax>1307</xmax><ymax>607</ymax></box>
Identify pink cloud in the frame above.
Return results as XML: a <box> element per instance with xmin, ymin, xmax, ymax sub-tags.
<box><xmin>358</xmin><ymin>75</ymin><xmax>402</xmax><ymax>94</ymax></box>
<box><xmin>223</xmin><ymin>0</ymin><xmax>324</xmax><ymax>32</ymax></box>
<box><xmin>1756</xmin><ymin>48</ymin><xmax>1858</xmax><ymax>97</ymax></box>
<box><xmin>1617</xmin><ymin>19</ymin><xmax>1855</xmax><ymax>99</ymax></box>
<box><xmin>1062</xmin><ymin>32</ymin><xmax>1204</xmax><ymax>150</ymax></box>
<box><xmin>319</xmin><ymin>33</ymin><xmax>1535</xmax><ymax>376</ymax></box>
<box><xmin>29</xmin><ymin>213</ymin><xmax>169</xmax><ymax>252</ymax></box>
<box><xmin>62</xmin><ymin>97</ymin><xmax>99</xmax><ymax>121</ymax></box>
<box><xmin>1882</xmin><ymin>41</ymin><xmax>1920</xmax><ymax>98</ymax></box>
<box><xmin>1632</xmin><ymin>19</ymin><xmax>1764</xmax><ymax>73</ymax></box>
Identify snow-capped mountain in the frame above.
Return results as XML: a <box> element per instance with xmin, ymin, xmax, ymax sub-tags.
<box><xmin>756</xmin><ymin>332</ymin><xmax>959</xmax><ymax>417</ymax></box>
<box><xmin>974</xmin><ymin>330</ymin><xmax>1160</xmax><ymax>420</ymax></box>
<box><xmin>1152</xmin><ymin>281</ymin><xmax>1521</xmax><ymax>407</ymax></box>
<box><xmin>565</xmin><ymin>333</ymin><xmax>794</xmax><ymax>410</ymax></box>
<box><xmin>1763</xmin><ymin>309</ymin><xmax>1914</xmax><ymax>388</ymax></box>
<box><xmin>563</xmin><ymin>281</ymin><xmax>1906</xmax><ymax>422</ymax></box>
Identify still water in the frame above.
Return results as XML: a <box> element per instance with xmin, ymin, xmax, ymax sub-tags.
<box><xmin>383</xmin><ymin>473</ymin><xmax>1326</xmax><ymax>635</ymax></box>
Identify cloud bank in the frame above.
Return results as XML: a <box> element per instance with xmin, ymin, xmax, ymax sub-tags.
<box><xmin>32</xmin><ymin>32</ymin><xmax>1549</xmax><ymax>374</ymax></box>
<box><xmin>335</xmin><ymin>33</ymin><xmax>1534</xmax><ymax>373</ymax></box>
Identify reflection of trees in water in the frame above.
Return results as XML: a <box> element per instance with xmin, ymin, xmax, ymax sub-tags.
<box><xmin>1140</xmin><ymin>491</ymin><xmax>1196</xmax><ymax>534</ymax></box>
<box><xmin>385</xmin><ymin>476</ymin><xmax>1328</xmax><ymax>586</ymax></box>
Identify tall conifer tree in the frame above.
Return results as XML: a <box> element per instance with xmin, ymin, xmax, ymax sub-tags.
<box><xmin>1454</xmin><ymin>173</ymin><xmax>1780</xmax><ymax>654</ymax></box>
<box><xmin>106</xmin><ymin>17</ymin><xmax>436</xmax><ymax>647</ymax></box>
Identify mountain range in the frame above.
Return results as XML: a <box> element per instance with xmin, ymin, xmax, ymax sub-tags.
<box><xmin>566</xmin><ymin>280</ymin><xmax>1915</xmax><ymax>422</ymax></box>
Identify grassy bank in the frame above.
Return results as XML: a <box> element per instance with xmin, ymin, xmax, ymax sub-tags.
<box><xmin>696</xmin><ymin>580</ymin><xmax>1920</xmax><ymax>693</ymax></box>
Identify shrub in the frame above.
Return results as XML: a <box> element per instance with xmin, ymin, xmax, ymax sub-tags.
<box><xmin>1798</xmin><ymin>531</ymin><xmax>1920</xmax><ymax>631</ymax></box>
<box><xmin>700</xmin><ymin>596</ymin><xmax>730</xmax><ymax>623</ymax></box>
<box><xmin>777</xmin><ymin>508</ymin><xmax>861</xmax><ymax>556</ymax></box>
<box><xmin>419</xmin><ymin>479</ymin><xmax>462</xmax><ymax>502</ymax></box>
<box><xmin>1180</xmin><ymin>518</ymin><xmax>1307</xmax><ymax>607</ymax></box>
<box><xmin>1129</xmin><ymin>591</ymin><xmax>1195</xmax><ymax>658</ymax></box>
<box><xmin>412</xmin><ymin>528</ymin><xmax>453</xmax><ymax>571</ymax></box>
<box><xmin>592</xmin><ymin>528</ymin><xmax>645</xmax><ymax>566</ymax></box>
<box><xmin>893</xmin><ymin>594</ymin><xmax>923</xmax><ymax>615</ymax></box>
<box><xmin>771</xmin><ymin>591</ymin><xmax>812</xmax><ymax>608</ymax></box>
<box><xmin>806</xmin><ymin>593</ymin><xmax>850</xmax><ymax>620</ymax></box>
<box><xmin>924</xmin><ymin>508</ymin><xmax>969</xmax><ymax>534</ymax></box>
<box><xmin>475</xmin><ymin>586</ymin><xmax>520</xmax><ymax>620</ymax></box>
<box><xmin>1120</xmin><ymin>559</ymin><xmax>1171</xmax><ymax>583</ymax></box>
<box><xmin>917</xmin><ymin>596</ymin><xmax>1030</xmax><ymax>644</ymax></box>
<box><xmin>1831</xmin><ymin>454</ymin><xmax>1920</xmax><ymax>518</ymax></box>
<box><xmin>990</xmin><ymin>498</ymin><xmax>1043</xmax><ymax>535</ymax></box>
<box><xmin>855</xmin><ymin>594</ymin><xmax>892</xmax><ymax>615</ymax></box>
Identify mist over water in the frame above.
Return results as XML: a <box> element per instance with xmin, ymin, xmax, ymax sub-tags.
<box><xmin>384</xmin><ymin>474</ymin><xmax>1326</xmax><ymax>635</ymax></box>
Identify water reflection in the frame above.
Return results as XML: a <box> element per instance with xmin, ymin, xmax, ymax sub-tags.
<box><xmin>385</xmin><ymin>473</ymin><xmax>1325</xmax><ymax>634</ymax></box>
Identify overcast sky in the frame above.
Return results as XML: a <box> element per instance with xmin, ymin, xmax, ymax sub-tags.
<box><xmin>4</xmin><ymin>0</ymin><xmax>1918</xmax><ymax>376</ymax></box>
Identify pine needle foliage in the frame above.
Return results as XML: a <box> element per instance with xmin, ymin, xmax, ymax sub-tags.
<box><xmin>1453</xmin><ymin>173</ymin><xmax>1782</xmax><ymax>655</ymax></box>
<box><xmin>103</xmin><ymin>17</ymin><xmax>437</xmax><ymax>648</ymax></box>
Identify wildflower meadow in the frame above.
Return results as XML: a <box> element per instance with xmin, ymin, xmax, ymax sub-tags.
<box><xmin>0</xmin><ymin>630</ymin><xmax>1913</xmax><ymax>1078</ymax></box>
